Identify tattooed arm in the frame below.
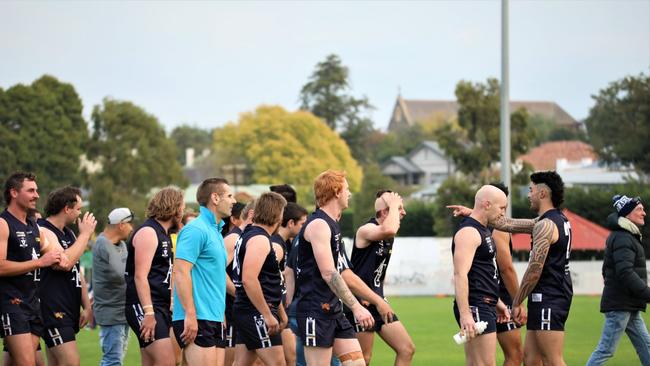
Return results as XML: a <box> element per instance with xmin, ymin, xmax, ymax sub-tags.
<box><xmin>305</xmin><ymin>218</ymin><xmax>374</xmax><ymax>329</ymax></box>
<box><xmin>512</xmin><ymin>219</ymin><xmax>557</xmax><ymax>323</ymax></box>
<box><xmin>447</xmin><ymin>205</ymin><xmax>537</xmax><ymax>234</ymax></box>
<box><xmin>490</xmin><ymin>215</ymin><xmax>538</xmax><ymax>234</ymax></box>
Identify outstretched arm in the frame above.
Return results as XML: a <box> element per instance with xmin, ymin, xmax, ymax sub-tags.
<box><xmin>447</xmin><ymin>205</ymin><xmax>537</xmax><ymax>234</ymax></box>
<box><xmin>490</xmin><ymin>215</ymin><xmax>537</xmax><ymax>234</ymax></box>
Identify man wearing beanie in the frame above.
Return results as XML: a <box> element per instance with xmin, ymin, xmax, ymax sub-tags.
<box><xmin>587</xmin><ymin>195</ymin><xmax>650</xmax><ymax>365</ymax></box>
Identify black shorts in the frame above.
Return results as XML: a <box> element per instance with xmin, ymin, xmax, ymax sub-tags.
<box><xmin>43</xmin><ymin>326</ymin><xmax>77</xmax><ymax>348</ymax></box>
<box><xmin>527</xmin><ymin>294</ymin><xmax>571</xmax><ymax>331</ymax></box>
<box><xmin>225</xmin><ymin>322</ymin><xmax>235</xmax><ymax>348</ymax></box>
<box><xmin>496</xmin><ymin>304</ymin><xmax>521</xmax><ymax>334</ymax></box>
<box><xmin>172</xmin><ymin>319</ymin><xmax>224</xmax><ymax>348</ymax></box>
<box><xmin>453</xmin><ymin>300</ymin><xmax>497</xmax><ymax>335</ymax></box>
<box><xmin>296</xmin><ymin>314</ymin><xmax>356</xmax><ymax>348</ymax></box>
<box><xmin>233</xmin><ymin>310</ymin><xmax>282</xmax><ymax>350</ymax></box>
<box><xmin>0</xmin><ymin>310</ymin><xmax>44</xmax><ymax>338</ymax></box>
<box><xmin>344</xmin><ymin>304</ymin><xmax>400</xmax><ymax>333</ymax></box>
<box><xmin>125</xmin><ymin>303</ymin><xmax>171</xmax><ymax>349</ymax></box>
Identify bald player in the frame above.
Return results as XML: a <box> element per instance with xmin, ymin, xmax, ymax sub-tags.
<box><xmin>452</xmin><ymin>185</ymin><xmax>511</xmax><ymax>366</ymax></box>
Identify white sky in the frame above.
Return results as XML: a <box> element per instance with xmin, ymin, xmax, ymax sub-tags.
<box><xmin>1</xmin><ymin>0</ymin><xmax>648</xmax><ymax>131</ymax></box>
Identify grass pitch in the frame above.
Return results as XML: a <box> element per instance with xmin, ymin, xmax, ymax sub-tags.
<box><xmin>6</xmin><ymin>296</ymin><xmax>646</xmax><ymax>365</ymax></box>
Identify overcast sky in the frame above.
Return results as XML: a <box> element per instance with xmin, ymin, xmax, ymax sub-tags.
<box><xmin>1</xmin><ymin>0</ymin><xmax>648</xmax><ymax>132</ymax></box>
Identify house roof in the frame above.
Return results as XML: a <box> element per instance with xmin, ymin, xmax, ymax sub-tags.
<box><xmin>512</xmin><ymin>209</ymin><xmax>610</xmax><ymax>251</ymax></box>
<box><xmin>392</xmin><ymin>96</ymin><xmax>577</xmax><ymax>129</ymax></box>
<box><xmin>517</xmin><ymin>140</ymin><xmax>598</xmax><ymax>171</ymax></box>
<box><xmin>408</xmin><ymin>140</ymin><xmax>446</xmax><ymax>159</ymax></box>
<box><xmin>384</xmin><ymin>156</ymin><xmax>423</xmax><ymax>174</ymax></box>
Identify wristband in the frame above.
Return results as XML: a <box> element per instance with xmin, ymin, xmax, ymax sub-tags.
<box><xmin>142</xmin><ymin>304</ymin><xmax>154</xmax><ymax>310</ymax></box>
<box><xmin>144</xmin><ymin>311</ymin><xmax>155</xmax><ymax>316</ymax></box>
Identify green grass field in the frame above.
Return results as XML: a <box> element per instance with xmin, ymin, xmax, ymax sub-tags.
<box><xmin>4</xmin><ymin>296</ymin><xmax>646</xmax><ymax>365</ymax></box>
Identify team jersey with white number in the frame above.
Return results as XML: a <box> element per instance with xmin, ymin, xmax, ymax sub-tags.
<box><xmin>452</xmin><ymin>217</ymin><xmax>498</xmax><ymax>305</ymax></box>
<box><xmin>351</xmin><ymin>217</ymin><xmax>394</xmax><ymax>299</ymax></box>
<box><xmin>530</xmin><ymin>209</ymin><xmax>573</xmax><ymax>301</ymax></box>
<box><xmin>37</xmin><ymin>218</ymin><xmax>82</xmax><ymax>330</ymax></box>
<box><xmin>125</xmin><ymin>218</ymin><xmax>174</xmax><ymax>307</ymax></box>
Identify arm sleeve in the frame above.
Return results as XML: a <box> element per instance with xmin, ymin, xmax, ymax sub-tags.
<box><xmin>175</xmin><ymin>226</ymin><xmax>204</xmax><ymax>265</ymax></box>
<box><xmin>612</xmin><ymin>236</ymin><xmax>650</xmax><ymax>301</ymax></box>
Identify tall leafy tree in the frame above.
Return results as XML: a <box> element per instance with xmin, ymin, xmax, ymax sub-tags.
<box><xmin>300</xmin><ymin>54</ymin><xmax>377</xmax><ymax>164</ymax></box>
<box><xmin>435</xmin><ymin>78</ymin><xmax>533</xmax><ymax>178</ymax></box>
<box><xmin>87</xmin><ymin>99</ymin><xmax>187</xmax><ymax>225</ymax></box>
<box><xmin>0</xmin><ymin>75</ymin><xmax>88</xmax><ymax>198</ymax></box>
<box><xmin>170</xmin><ymin>124</ymin><xmax>213</xmax><ymax>166</ymax></box>
<box><xmin>586</xmin><ymin>73</ymin><xmax>650</xmax><ymax>178</ymax></box>
<box><xmin>212</xmin><ymin>105</ymin><xmax>362</xmax><ymax>204</ymax></box>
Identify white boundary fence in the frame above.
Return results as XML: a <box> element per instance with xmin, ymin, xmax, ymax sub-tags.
<box><xmin>342</xmin><ymin>237</ymin><xmax>647</xmax><ymax>296</ymax></box>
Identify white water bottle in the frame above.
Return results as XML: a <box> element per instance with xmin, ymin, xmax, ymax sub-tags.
<box><xmin>453</xmin><ymin>321</ymin><xmax>488</xmax><ymax>345</ymax></box>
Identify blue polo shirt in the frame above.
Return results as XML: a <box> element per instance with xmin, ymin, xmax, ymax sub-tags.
<box><xmin>172</xmin><ymin>206</ymin><xmax>227</xmax><ymax>322</ymax></box>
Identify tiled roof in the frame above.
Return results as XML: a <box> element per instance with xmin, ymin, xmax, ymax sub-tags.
<box><xmin>395</xmin><ymin>98</ymin><xmax>577</xmax><ymax>127</ymax></box>
<box><xmin>512</xmin><ymin>209</ymin><xmax>610</xmax><ymax>251</ymax></box>
<box><xmin>517</xmin><ymin>140</ymin><xmax>598</xmax><ymax>171</ymax></box>
<box><xmin>386</xmin><ymin>156</ymin><xmax>423</xmax><ymax>174</ymax></box>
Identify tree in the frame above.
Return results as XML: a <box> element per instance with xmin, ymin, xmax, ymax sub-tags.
<box><xmin>170</xmin><ymin>124</ymin><xmax>213</xmax><ymax>166</ymax></box>
<box><xmin>432</xmin><ymin>176</ymin><xmax>476</xmax><ymax>236</ymax></box>
<box><xmin>300</xmin><ymin>54</ymin><xmax>377</xmax><ymax>164</ymax></box>
<box><xmin>586</xmin><ymin>73</ymin><xmax>650</xmax><ymax>178</ymax></box>
<box><xmin>435</xmin><ymin>78</ymin><xmax>534</xmax><ymax>179</ymax></box>
<box><xmin>211</xmin><ymin>105</ymin><xmax>362</xmax><ymax>204</ymax></box>
<box><xmin>529</xmin><ymin>115</ymin><xmax>586</xmax><ymax>145</ymax></box>
<box><xmin>87</xmin><ymin>99</ymin><xmax>187</xmax><ymax>226</ymax></box>
<box><xmin>0</xmin><ymin>75</ymin><xmax>88</xmax><ymax>199</ymax></box>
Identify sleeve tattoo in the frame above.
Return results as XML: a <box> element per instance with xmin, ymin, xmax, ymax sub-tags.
<box><xmin>512</xmin><ymin>219</ymin><xmax>554</xmax><ymax>306</ymax></box>
<box><xmin>327</xmin><ymin>271</ymin><xmax>359</xmax><ymax>309</ymax></box>
<box><xmin>491</xmin><ymin>216</ymin><xmax>538</xmax><ymax>234</ymax></box>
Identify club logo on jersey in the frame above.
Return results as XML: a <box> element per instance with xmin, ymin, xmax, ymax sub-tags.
<box><xmin>486</xmin><ymin>237</ymin><xmax>494</xmax><ymax>253</ymax></box>
<box><xmin>60</xmin><ymin>239</ymin><xmax>71</xmax><ymax>249</ymax></box>
<box><xmin>54</xmin><ymin>312</ymin><xmax>65</xmax><ymax>319</ymax></box>
<box><xmin>10</xmin><ymin>298</ymin><xmax>22</xmax><ymax>305</ymax></box>
<box><xmin>161</xmin><ymin>240</ymin><xmax>170</xmax><ymax>258</ymax></box>
<box><xmin>321</xmin><ymin>303</ymin><xmax>331</xmax><ymax>312</ymax></box>
<box><xmin>16</xmin><ymin>231</ymin><xmax>27</xmax><ymax>248</ymax></box>
<box><xmin>376</xmin><ymin>241</ymin><xmax>385</xmax><ymax>256</ymax></box>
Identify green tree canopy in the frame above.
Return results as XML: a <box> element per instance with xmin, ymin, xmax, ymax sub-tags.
<box><xmin>435</xmin><ymin>78</ymin><xmax>534</xmax><ymax>179</ymax></box>
<box><xmin>212</xmin><ymin>105</ymin><xmax>362</xmax><ymax>204</ymax></box>
<box><xmin>170</xmin><ymin>124</ymin><xmax>213</xmax><ymax>166</ymax></box>
<box><xmin>586</xmin><ymin>73</ymin><xmax>650</xmax><ymax>177</ymax></box>
<box><xmin>433</xmin><ymin>176</ymin><xmax>476</xmax><ymax>236</ymax></box>
<box><xmin>87</xmin><ymin>98</ymin><xmax>187</xmax><ymax>226</ymax></box>
<box><xmin>0</xmin><ymin>75</ymin><xmax>88</xmax><ymax>199</ymax></box>
<box><xmin>300</xmin><ymin>54</ymin><xmax>377</xmax><ymax>164</ymax></box>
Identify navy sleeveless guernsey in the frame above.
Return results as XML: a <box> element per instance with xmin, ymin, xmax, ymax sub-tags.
<box><xmin>233</xmin><ymin>225</ymin><xmax>282</xmax><ymax>310</ymax></box>
<box><xmin>351</xmin><ymin>217</ymin><xmax>393</xmax><ymax>299</ymax></box>
<box><xmin>125</xmin><ymin>218</ymin><xmax>173</xmax><ymax>306</ymax></box>
<box><xmin>452</xmin><ymin>216</ymin><xmax>498</xmax><ymax>304</ymax></box>
<box><xmin>294</xmin><ymin>209</ymin><xmax>345</xmax><ymax>319</ymax></box>
<box><xmin>225</xmin><ymin>226</ymin><xmax>242</xmax><ymax>321</ymax></box>
<box><xmin>37</xmin><ymin>219</ymin><xmax>82</xmax><ymax>330</ymax></box>
<box><xmin>532</xmin><ymin>209</ymin><xmax>573</xmax><ymax>301</ymax></box>
<box><xmin>0</xmin><ymin>210</ymin><xmax>41</xmax><ymax>312</ymax></box>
